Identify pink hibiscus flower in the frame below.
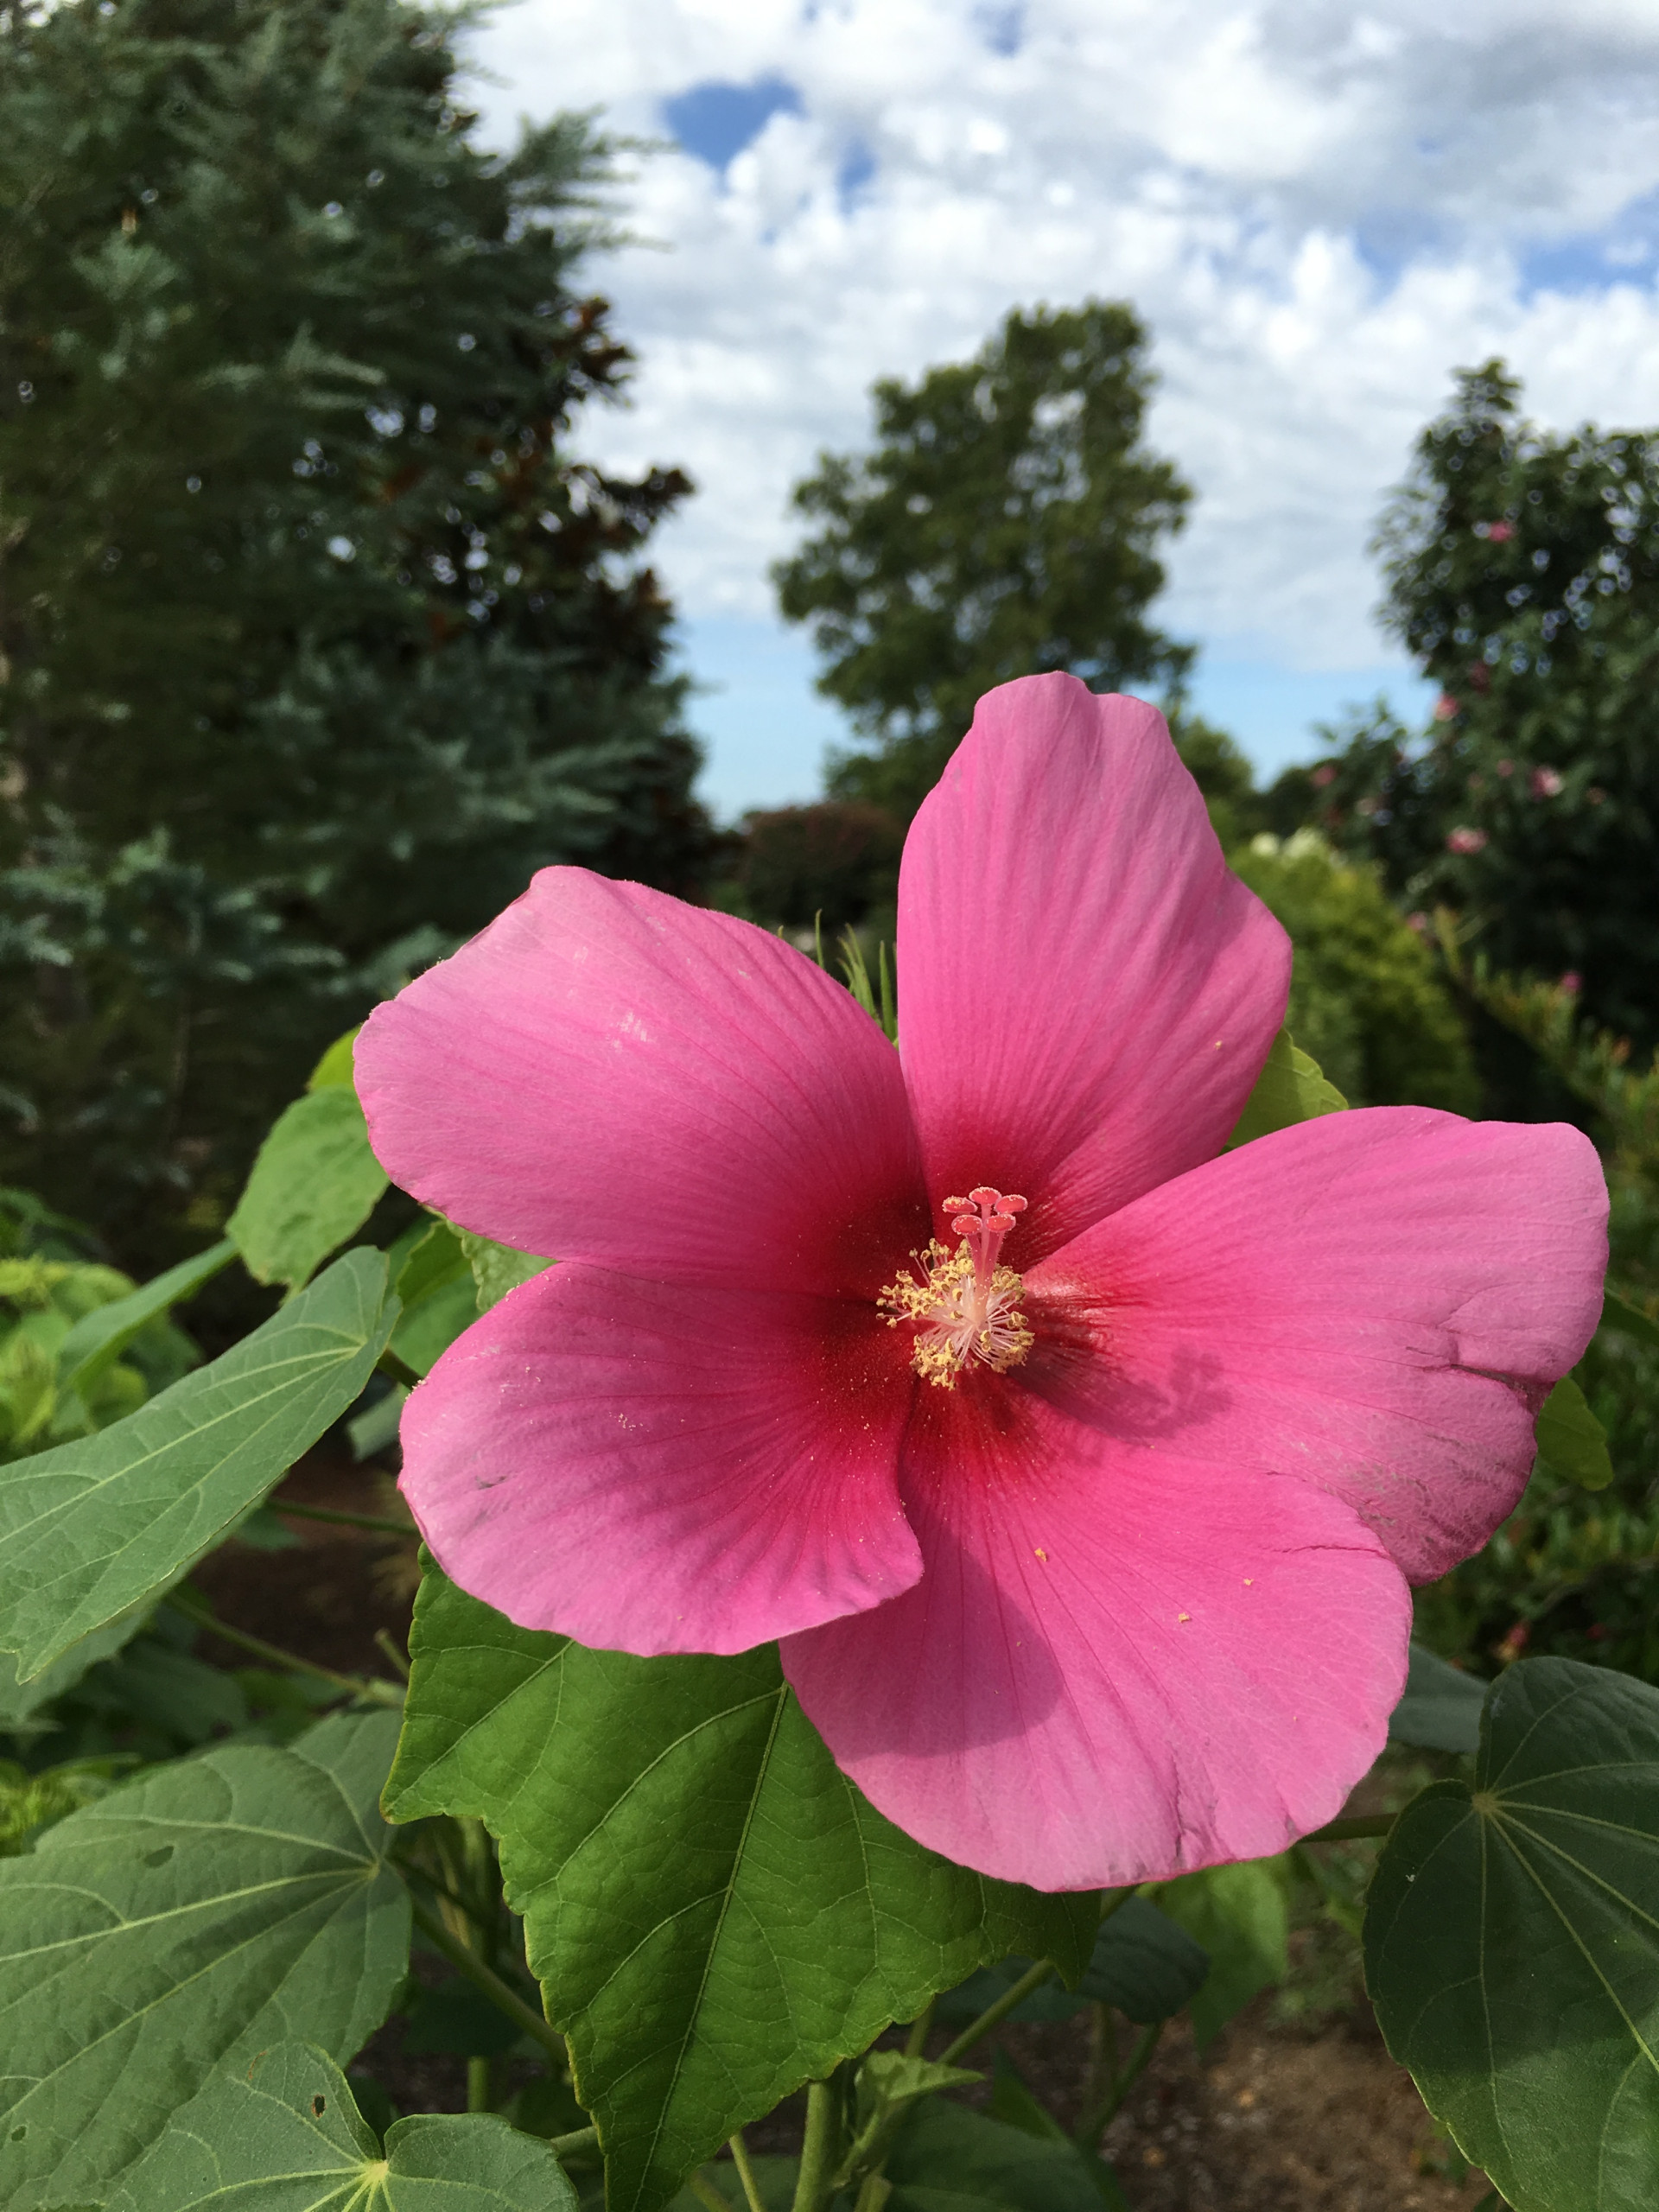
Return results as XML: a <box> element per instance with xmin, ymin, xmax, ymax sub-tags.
<box><xmin>356</xmin><ymin>676</ymin><xmax>1606</xmax><ymax>1891</ymax></box>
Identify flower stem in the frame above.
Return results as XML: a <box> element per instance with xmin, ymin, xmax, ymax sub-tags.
<box><xmin>687</xmin><ymin>2170</ymin><xmax>732</xmax><ymax>2212</ymax></box>
<box><xmin>1303</xmin><ymin>1813</ymin><xmax>1395</xmax><ymax>1844</ymax></box>
<box><xmin>407</xmin><ymin>1896</ymin><xmax>568</xmax><ymax>2072</ymax></box>
<box><xmin>791</xmin><ymin>2073</ymin><xmax>844</xmax><ymax>2212</ymax></box>
<box><xmin>902</xmin><ymin>1997</ymin><xmax>935</xmax><ymax>2059</ymax></box>
<box><xmin>169</xmin><ymin>1594</ymin><xmax>403</xmax><ymax>1707</ymax></box>
<box><xmin>271</xmin><ymin>1498</ymin><xmax>416</xmax><ymax>1538</ymax></box>
<box><xmin>729</xmin><ymin>2130</ymin><xmax>766</xmax><ymax>2212</ymax></box>
<box><xmin>548</xmin><ymin>2125</ymin><xmax>598</xmax><ymax>2158</ymax></box>
<box><xmin>938</xmin><ymin>1956</ymin><xmax>1056</xmax><ymax>2065</ymax></box>
<box><xmin>1074</xmin><ymin>2018</ymin><xmax>1164</xmax><ymax>2147</ymax></box>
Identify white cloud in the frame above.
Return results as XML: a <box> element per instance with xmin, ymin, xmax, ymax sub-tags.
<box><xmin>465</xmin><ymin>0</ymin><xmax>1659</xmax><ymax>685</ymax></box>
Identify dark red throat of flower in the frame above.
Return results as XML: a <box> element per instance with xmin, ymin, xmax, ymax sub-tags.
<box><xmin>880</xmin><ymin>1185</ymin><xmax>1033</xmax><ymax>1389</ymax></box>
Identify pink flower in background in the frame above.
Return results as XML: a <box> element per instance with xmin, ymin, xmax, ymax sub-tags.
<box><xmin>358</xmin><ymin>676</ymin><xmax>1606</xmax><ymax>1892</ymax></box>
<box><xmin>1433</xmin><ymin>693</ymin><xmax>1460</xmax><ymax>721</ymax></box>
<box><xmin>1560</xmin><ymin>972</ymin><xmax>1583</xmax><ymax>995</ymax></box>
<box><xmin>1309</xmin><ymin>763</ymin><xmax>1337</xmax><ymax>789</ymax></box>
<box><xmin>1486</xmin><ymin>519</ymin><xmax>1516</xmax><ymax>543</ymax></box>
<box><xmin>1497</xmin><ymin>759</ymin><xmax>1515</xmax><ymax>778</ymax></box>
<box><xmin>1447</xmin><ymin>825</ymin><xmax>1489</xmax><ymax>855</ymax></box>
<box><xmin>1531</xmin><ymin>765</ymin><xmax>1564</xmax><ymax>798</ymax></box>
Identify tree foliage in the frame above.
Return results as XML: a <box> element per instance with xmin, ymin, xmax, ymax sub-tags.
<box><xmin>1308</xmin><ymin>361</ymin><xmax>1659</xmax><ymax>1046</ymax></box>
<box><xmin>773</xmin><ymin>302</ymin><xmax>1192</xmax><ymax>820</ymax></box>
<box><xmin>0</xmin><ymin>0</ymin><xmax>709</xmax><ymax>1257</ymax></box>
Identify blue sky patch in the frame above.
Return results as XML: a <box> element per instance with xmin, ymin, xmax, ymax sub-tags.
<box><xmin>663</xmin><ymin>76</ymin><xmax>804</xmax><ymax>170</ymax></box>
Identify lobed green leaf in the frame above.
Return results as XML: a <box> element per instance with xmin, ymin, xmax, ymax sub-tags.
<box><xmin>0</xmin><ymin>1708</ymin><xmax>408</xmax><ymax>2210</ymax></box>
<box><xmin>384</xmin><ymin>1565</ymin><xmax>1097</xmax><ymax>2212</ymax></box>
<box><xmin>1366</xmin><ymin>1657</ymin><xmax>1659</xmax><ymax>2212</ymax></box>
<box><xmin>0</xmin><ymin>1249</ymin><xmax>396</xmax><ymax>1677</ymax></box>
<box><xmin>109</xmin><ymin>2039</ymin><xmax>576</xmax><ymax>2210</ymax></box>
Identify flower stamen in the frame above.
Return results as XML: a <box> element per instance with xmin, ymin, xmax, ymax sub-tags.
<box><xmin>880</xmin><ymin>1185</ymin><xmax>1033</xmax><ymax>1388</ymax></box>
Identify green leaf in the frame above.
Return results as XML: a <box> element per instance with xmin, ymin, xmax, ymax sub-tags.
<box><xmin>0</xmin><ymin>1249</ymin><xmax>396</xmax><ymax>1677</ymax></box>
<box><xmin>383</xmin><ymin>1565</ymin><xmax>1098</xmax><ymax>2212</ymax></box>
<box><xmin>1600</xmin><ymin>1285</ymin><xmax>1659</xmax><ymax>1352</ymax></box>
<box><xmin>885</xmin><ymin>2097</ymin><xmax>1111</xmax><ymax>2212</ymax></box>
<box><xmin>308</xmin><ymin>1025</ymin><xmax>362</xmax><ymax>1092</ymax></box>
<box><xmin>1365</xmin><ymin>1657</ymin><xmax>1659</xmax><ymax>2212</ymax></box>
<box><xmin>456</xmin><ymin>1226</ymin><xmax>552</xmax><ymax>1313</ymax></box>
<box><xmin>0</xmin><ymin>1605</ymin><xmax>149</xmax><ymax>1732</ymax></box>
<box><xmin>55</xmin><ymin>1237</ymin><xmax>236</xmax><ymax>1401</ymax></box>
<box><xmin>1534</xmin><ymin>1372</ymin><xmax>1613</xmax><ymax>1491</ymax></box>
<box><xmin>227</xmin><ymin>1087</ymin><xmax>389</xmax><ymax>1291</ymax></box>
<box><xmin>348</xmin><ymin>1381</ymin><xmax>407</xmax><ymax>1460</ymax></box>
<box><xmin>1155</xmin><ymin>1859</ymin><xmax>1287</xmax><ymax>2050</ymax></box>
<box><xmin>1388</xmin><ymin>1642</ymin><xmax>1486</xmax><ymax>1754</ymax></box>
<box><xmin>0</xmin><ymin>1708</ymin><xmax>409</xmax><ymax>2211</ymax></box>
<box><xmin>391</xmin><ymin>1222</ymin><xmax>480</xmax><ymax>1376</ymax></box>
<box><xmin>109</xmin><ymin>2040</ymin><xmax>576</xmax><ymax>2210</ymax></box>
<box><xmin>1224</xmin><ymin>1028</ymin><xmax>1347</xmax><ymax>1149</ymax></box>
<box><xmin>985</xmin><ymin>2056</ymin><xmax>1131</xmax><ymax>2209</ymax></box>
<box><xmin>1078</xmin><ymin>1895</ymin><xmax>1210</xmax><ymax>2024</ymax></box>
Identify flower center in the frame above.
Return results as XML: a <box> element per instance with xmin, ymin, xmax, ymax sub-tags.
<box><xmin>880</xmin><ymin>1185</ymin><xmax>1033</xmax><ymax>1389</ymax></box>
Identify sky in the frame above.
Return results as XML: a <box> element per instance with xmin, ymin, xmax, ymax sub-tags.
<box><xmin>463</xmin><ymin>1</ymin><xmax>1659</xmax><ymax>819</ymax></box>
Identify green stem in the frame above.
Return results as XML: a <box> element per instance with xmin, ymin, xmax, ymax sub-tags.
<box><xmin>408</xmin><ymin>1897</ymin><xmax>567</xmax><ymax>2071</ymax></box>
<box><xmin>792</xmin><ymin>2073</ymin><xmax>844</xmax><ymax>2212</ymax></box>
<box><xmin>170</xmin><ymin>1596</ymin><xmax>402</xmax><ymax>1707</ymax></box>
<box><xmin>902</xmin><ymin>1997</ymin><xmax>935</xmax><ymax>2059</ymax></box>
<box><xmin>374</xmin><ymin>1627</ymin><xmax>411</xmax><ymax>1681</ymax></box>
<box><xmin>378</xmin><ymin>1347</ymin><xmax>422</xmax><ymax>1389</ymax></box>
<box><xmin>1074</xmin><ymin>2018</ymin><xmax>1164</xmax><ymax>2147</ymax></box>
<box><xmin>272</xmin><ymin>1498</ymin><xmax>416</xmax><ymax>1538</ymax></box>
<box><xmin>686</xmin><ymin>2171</ymin><xmax>730</xmax><ymax>2212</ymax></box>
<box><xmin>548</xmin><ymin>2125</ymin><xmax>598</xmax><ymax>2159</ymax></box>
<box><xmin>467</xmin><ymin>2054</ymin><xmax>493</xmax><ymax>2113</ymax></box>
<box><xmin>1303</xmin><ymin>1813</ymin><xmax>1395</xmax><ymax>1844</ymax></box>
<box><xmin>855</xmin><ymin>2175</ymin><xmax>893</xmax><ymax>2212</ymax></box>
<box><xmin>938</xmin><ymin>1957</ymin><xmax>1056</xmax><ymax>2065</ymax></box>
<box><xmin>729</xmin><ymin>2130</ymin><xmax>766</xmax><ymax>2212</ymax></box>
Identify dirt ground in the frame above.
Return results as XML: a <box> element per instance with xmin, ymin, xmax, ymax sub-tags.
<box><xmin>192</xmin><ymin>1446</ymin><xmax>1496</xmax><ymax>2210</ymax></box>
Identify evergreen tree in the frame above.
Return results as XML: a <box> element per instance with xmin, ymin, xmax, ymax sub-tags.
<box><xmin>0</xmin><ymin>0</ymin><xmax>709</xmax><ymax>1255</ymax></box>
<box><xmin>773</xmin><ymin>302</ymin><xmax>1192</xmax><ymax>821</ymax></box>
<box><xmin>1311</xmin><ymin>362</ymin><xmax>1659</xmax><ymax>1047</ymax></box>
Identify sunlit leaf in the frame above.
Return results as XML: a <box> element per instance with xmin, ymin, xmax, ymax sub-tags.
<box><xmin>0</xmin><ymin>1249</ymin><xmax>395</xmax><ymax>1676</ymax></box>
<box><xmin>1366</xmin><ymin>1658</ymin><xmax>1659</xmax><ymax>2212</ymax></box>
<box><xmin>384</xmin><ymin>1564</ymin><xmax>1097</xmax><ymax>2212</ymax></box>
<box><xmin>228</xmin><ymin>1087</ymin><xmax>387</xmax><ymax>1291</ymax></box>
<box><xmin>455</xmin><ymin>1225</ymin><xmax>551</xmax><ymax>1313</ymax></box>
<box><xmin>0</xmin><ymin>1709</ymin><xmax>408</xmax><ymax>2212</ymax></box>
<box><xmin>1224</xmin><ymin>1028</ymin><xmax>1346</xmax><ymax>1149</ymax></box>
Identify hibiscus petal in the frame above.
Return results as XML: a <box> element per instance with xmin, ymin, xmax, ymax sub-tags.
<box><xmin>400</xmin><ymin>1264</ymin><xmax>923</xmax><ymax>1655</ymax></box>
<box><xmin>356</xmin><ymin>868</ymin><xmax>927</xmax><ymax>1294</ymax></box>
<box><xmin>784</xmin><ymin>1382</ymin><xmax>1407</xmax><ymax>1891</ymax></box>
<box><xmin>898</xmin><ymin>674</ymin><xmax>1290</xmax><ymax>1260</ymax></box>
<box><xmin>1027</xmin><ymin>1107</ymin><xmax>1608</xmax><ymax>1583</ymax></box>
